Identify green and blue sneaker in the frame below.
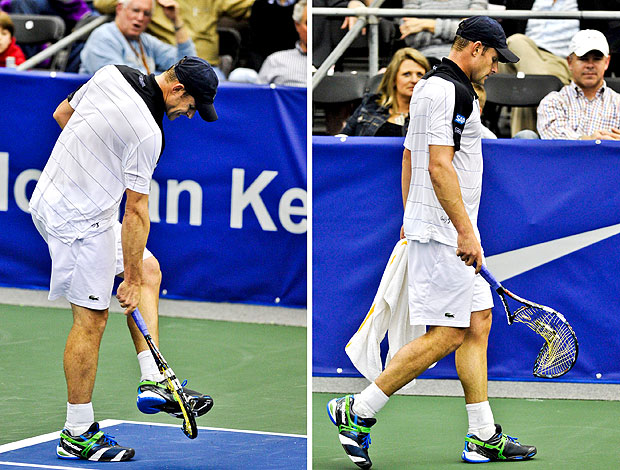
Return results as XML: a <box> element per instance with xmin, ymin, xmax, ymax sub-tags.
<box><xmin>56</xmin><ymin>422</ymin><xmax>134</xmax><ymax>461</ymax></box>
<box><xmin>327</xmin><ymin>395</ymin><xmax>376</xmax><ymax>469</ymax></box>
<box><xmin>137</xmin><ymin>379</ymin><xmax>213</xmax><ymax>418</ymax></box>
<box><xmin>462</xmin><ymin>424</ymin><xmax>537</xmax><ymax>463</ymax></box>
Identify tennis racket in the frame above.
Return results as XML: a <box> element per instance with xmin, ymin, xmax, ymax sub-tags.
<box><xmin>130</xmin><ymin>308</ymin><xmax>198</xmax><ymax>439</ymax></box>
<box><xmin>478</xmin><ymin>265</ymin><xmax>578</xmax><ymax>379</ymax></box>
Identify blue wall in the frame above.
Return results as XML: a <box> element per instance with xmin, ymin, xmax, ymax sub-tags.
<box><xmin>0</xmin><ymin>69</ymin><xmax>307</xmax><ymax>308</ymax></box>
<box><xmin>313</xmin><ymin>136</ymin><xmax>620</xmax><ymax>383</ymax></box>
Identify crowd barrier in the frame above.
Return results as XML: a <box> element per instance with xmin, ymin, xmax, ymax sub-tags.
<box><xmin>313</xmin><ymin>136</ymin><xmax>620</xmax><ymax>383</ymax></box>
<box><xmin>0</xmin><ymin>69</ymin><xmax>307</xmax><ymax>308</ymax></box>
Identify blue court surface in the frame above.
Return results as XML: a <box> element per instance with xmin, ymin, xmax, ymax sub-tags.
<box><xmin>0</xmin><ymin>420</ymin><xmax>307</xmax><ymax>470</ymax></box>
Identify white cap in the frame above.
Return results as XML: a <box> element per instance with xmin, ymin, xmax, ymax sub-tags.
<box><xmin>569</xmin><ymin>29</ymin><xmax>609</xmax><ymax>57</ymax></box>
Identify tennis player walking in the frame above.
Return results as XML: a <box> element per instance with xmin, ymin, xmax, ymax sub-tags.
<box><xmin>328</xmin><ymin>17</ymin><xmax>537</xmax><ymax>468</ymax></box>
<box><xmin>29</xmin><ymin>56</ymin><xmax>217</xmax><ymax>461</ymax></box>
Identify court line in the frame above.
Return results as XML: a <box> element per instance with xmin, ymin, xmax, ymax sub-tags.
<box><xmin>118</xmin><ymin>419</ymin><xmax>307</xmax><ymax>439</ymax></box>
<box><xmin>0</xmin><ymin>419</ymin><xmax>307</xmax><ymax>456</ymax></box>
<box><xmin>0</xmin><ymin>463</ymin><xmax>90</xmax><ymax>470</ymax></box>
<box><xmin>0</xmin><ymin>431</ymin><xmax>61</xmax><ymax>455</ymax></box>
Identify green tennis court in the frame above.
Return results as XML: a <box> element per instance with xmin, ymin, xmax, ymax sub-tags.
<box><xmin>0</xmin><ymin>303</ymin><xmax>306</xmax><ymax>446</ymax></box>
<box><xmin>313</xmin><ymin>392</ymin><xmax>620</xmax><ymax>469</ymax></box>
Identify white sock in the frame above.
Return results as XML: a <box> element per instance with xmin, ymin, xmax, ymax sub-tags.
<box><xmin>352</xmin><ymin>382</ymin><xmax>389</xmax><ymax>418</ymax></box>
<box><xmin>137</xmin><ymin>350</ymin><xmax>164</xmax><ymax>382</ymax></box>
<box><xmin>466</xmin><ymin>401</ymin><xmax>496</xmax><ymax>441</ymax></box>
<box><xmin>65</xmin><ymin>402</ymin><xmax>94</xmax><ymax>436</ymax></box>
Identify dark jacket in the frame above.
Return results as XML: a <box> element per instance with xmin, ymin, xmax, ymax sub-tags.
<box><xmin>342</xmin><ymin>93</ymin><xmax>409</xmax><ymax>136</ymax></box>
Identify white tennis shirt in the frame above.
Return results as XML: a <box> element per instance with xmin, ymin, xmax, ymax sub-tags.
<box><xmin>29</xmin><ymin>65</ymin><xmax>163</xmax><ymax>244</ymax></box>
<box><xmin>403</xmin><ymin>58</ymin><xmax>483</xmax><ymax>248</ymax></box>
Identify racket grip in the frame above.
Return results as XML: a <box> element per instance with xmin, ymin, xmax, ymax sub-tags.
<box><xmin>475</xmin><ymin>263</ymin><xmax>502</xmax><ymax>291</ymax></box>
<box><xmin>131</xmin><ymin>308</ymin><xmax>150</xmax><ymax>337</ymax></box>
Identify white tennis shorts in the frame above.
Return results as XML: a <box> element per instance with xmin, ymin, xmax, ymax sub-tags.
<box><xmin>407</xmin><ymin>239</ymin><xmax>493</xmax><ymax>328</ymax></box>
<box><xmin>32</xmin><ymin>217</ymin><xmax>153</xmax><ymax>310</ymax></box>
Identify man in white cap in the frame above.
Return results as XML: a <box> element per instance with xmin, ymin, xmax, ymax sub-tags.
<box><xmin>537</xmin><ymin>29</ymin><xmax>620</xmax><ymax>140</ymax></box>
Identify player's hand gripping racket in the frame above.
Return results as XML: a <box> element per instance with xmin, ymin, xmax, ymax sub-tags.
<box><xmin>131</xmin><ymin>308</ymin><xmax>198</xmax><ymax>439</ymax></box>
<box><xmin>477</xmin><ymin>265</ymin><xmax>578</xmax><ymax>379</ymax></box>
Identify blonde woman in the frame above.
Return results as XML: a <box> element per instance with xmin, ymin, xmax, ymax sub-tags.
<box><xmin>341</xmin><ymin>47</ymin><xmax>431</xmax><ymax>136</ymax></box>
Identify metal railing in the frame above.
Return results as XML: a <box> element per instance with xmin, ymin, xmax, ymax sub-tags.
<box><xmin>312</xmin><ymin>8</ymin><xmax>620</xmax><ymax>89</ymax></box>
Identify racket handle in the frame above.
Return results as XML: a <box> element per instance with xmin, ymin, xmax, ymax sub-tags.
<box><xmin>475</xmin><ymin>263</ymin><xmax>502</xmax><ymax>291</ymax></box>
<box><xmin>131</xmin><ymin>308</ymin><xmax>150</xmax><ymax>337</ymax></box>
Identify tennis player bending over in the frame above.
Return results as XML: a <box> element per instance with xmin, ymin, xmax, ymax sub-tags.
<box><xmin>29</xmin><ymin>56</ymin><xmax>217</xmax><ymax>462</ymax></box>
<box><xmin>328</xmin><ymin>17</ymin><xmax>537</xmax><ymax>468</ymax></box>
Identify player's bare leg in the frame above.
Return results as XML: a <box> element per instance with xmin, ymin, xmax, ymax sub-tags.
<box><xmin>328</xmin><ymin>326</ymin><xmax>467</xmax><ymax>469</ymax></box>
<box><xmin>64</xmin><ymin>304</ymin><xmax>108</xmax><ymax>404</ymax></box>
<box><xmin>126</xmin><ymin>256</ymin><xmax>161</xmax><ymax>352</ymax></box>
<box><xmin>375</xmin><ymin>326</ymin><xmax>466</xmax><ymax>396</ymax></box>
<box><xmin>128</xmin><ymin>256</ymin><xmax>214</xmax><ymax>419</ymax></box>
<box><xmin>455</xmin><ymin>308</ymin><xmax>492</xmax><ymax>404</ymax></box>
<box><xmin>456</xmin><ymin>308</ymin><xmax>537</xmax><ymax>462</ymax></box>
<box><xmin>57</xmin><ymin>303</ymin><xmax>134</xmax><ymax>462</ymax></box>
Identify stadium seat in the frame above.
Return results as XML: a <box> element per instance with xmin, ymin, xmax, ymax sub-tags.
<box><xmin>10</xmin><ymin>14</ymin><xmax>67</xmax><ymax>70</ymax></box>
<box><xmin>484</xmin><ymin>73</ymin><xmax>564</xmax><ymax>107</ymax></box>
<box><xmin>313</xmin><ymin>72</ymin><xmax>368</xmax><ymax>103</ymax></box>
<box><xmin>217</xmin><ymin>27</ymin><xmax>242</xmax><ymax>76</ymax></box>
<box><xmin>604</xmin><ymin>76</ymin><xmax>620</xmax><ymax>94</ymax></box>
<box><xmin>365</xmin><ymin>73</ymin><xmax>383</xmax><ymax>95</ymax></box>
<box><xmin>10</xmin><ymin>14</ymin><xmax>65</xmax><ymax>45</ymax></box>
<box><xmin>482</xmin><ymin>73</ymin><xmax>564</xmax><ymax>137</ymax></box>
<box><xmin>313</xmin><ymin>72</ymin><xmax>369</xmax><ymax>135</ymax></box>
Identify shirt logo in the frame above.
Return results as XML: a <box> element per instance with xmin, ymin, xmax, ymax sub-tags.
<box><xmin>454</xmin><ymin>127</ymin><xmax>462</xmax><ymax>135</ymax></box>
<box><xmin>139</xmin><ymin>75</ymin><xmax>146</xmax><ymax>87</ymax></box>
<box><xmin>454</xmin><ymin>114</ymin><xmax>466</xmax><ymax>125</ymax></box>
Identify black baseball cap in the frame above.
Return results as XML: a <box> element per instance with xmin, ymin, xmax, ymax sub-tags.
<box><xmin>455</xmin><ymin>16</ymin><xmax>519</xmax><ymax>64</ymax></box>
<box><xmin>174</xmin><ymin>56</ymin><xmax>219</xmax><ymax>122</ymax></box>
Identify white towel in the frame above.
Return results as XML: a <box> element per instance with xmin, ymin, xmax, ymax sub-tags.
<box><xmin>345</xmin><ymin>239</ymin><xmax>427</xmax><ymax>389</ymax></box>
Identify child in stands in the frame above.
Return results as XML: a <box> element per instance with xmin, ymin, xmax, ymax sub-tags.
<box><xmin>0</xmin><ymin>11</ymin><xmax>25</xmax><ymax>67</ymax></box>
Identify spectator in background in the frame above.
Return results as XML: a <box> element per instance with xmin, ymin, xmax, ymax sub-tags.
<box><xmin>537</xmin><ymin>29</ymin><xmax>620</xmax><ymax>140</ymax></box>
<box><xmin>246</xmin><ymin>0</ymin><xmax>298</xmax><ymax>72</ymax></box>
<box><xmin>230</xmin><ymin>0</ymin><xmax>305</xmax><ymax>86</ymax></box>
<box><xmin>0</xmin><ymin>11</ymin><xmax>25</xmax><ymax>67</ymax></box>
<box><xmin>340</xmin><ymin>47</ymin><xmax>430</xmax><ymax>136</ymax></box>
<box><xmin>80</xmin><ymin>0</ymin><xmax>196</xmax><ymax>75</ymax></box>
<box><xmin>499</xmin><ymin>0</ymin><xmax>579</xmax><ymax>136</ymax></box>
<box><xmin>472</xmin><ymin>82</ymin><xmax>497</xmax><ymax>139</ymax></box>
<box><xmin>0</xmin><ymin>0</ymin><xmax>95</xmax><ymax>71</ymax></box>
<box><xmin>312</xmin><ymin>0</ymin><xmax>366</xmax><ymax>69</ymax></box>
<box><xmin>255</xmin><ymin>0</ymin><xmax>306</xmax><ymax>86</ymax></box>
<box><xmin>400</xmin><ymin>0</ymin><xmax>487</xmax><ymax>65</ymax></box>
<box><xmin>94</xmin><ymin>0</ymin><xmax>254</xmax><ymax>79</ymax></box>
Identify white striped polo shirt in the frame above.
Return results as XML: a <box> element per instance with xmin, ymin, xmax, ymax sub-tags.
<box><xmin>30</xmin><ymin>65</ymin><xmax>163</xmax><ymax>245</ymax></box>
<box><xmin>403</xmin><ymin>58</ymin><xmax>483</xmax><ymax>248</ymax></box>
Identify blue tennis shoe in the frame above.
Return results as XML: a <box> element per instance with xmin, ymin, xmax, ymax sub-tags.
<box><xmin>56</xmin><ymin>422</ymin><xmax>134</xmax><ymax>461</ymax></box>
<box><xmin>462</xmin><ymin>424</ymin><xmax>537</xmax><ymax>463</ymax></box>
<box><xmin>327</xmin><ymin>395</ymin><xmax>376</xmax><ymax>469</ymax></box>
<box><xmin>137</xmin><ymin>379</ymin><xmax>213</xmax><ymax>418</ymax></box>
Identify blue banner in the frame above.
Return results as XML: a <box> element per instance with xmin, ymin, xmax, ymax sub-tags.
<box><xmin>313</xmin><ymin>136</ymin><xmax>620</xmax><ymax>383</ymax></box>
<box><xmin>0</xmin><ymin>69</ymin><xmax>306</xmax><ymax>308</ymax></box>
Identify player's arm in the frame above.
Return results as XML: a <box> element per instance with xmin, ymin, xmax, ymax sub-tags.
<box><xmin>400</xmin><ymin>147</ymin><xmax>412</xmax><ymax>239</ymax></box>
<box><xmin>428</xmin><ymin>144</ymin><xmax>482</xmax><ymax>273</ymax></box>
<box><xmin>53</xmin><ymin>99</ymin><xmax>74</xmax><ymax>130</ymax></box>
<box><xmin>116</xmin><ymin>189</ymin><xmax>150</xmax><ymax>315</ymax></box>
